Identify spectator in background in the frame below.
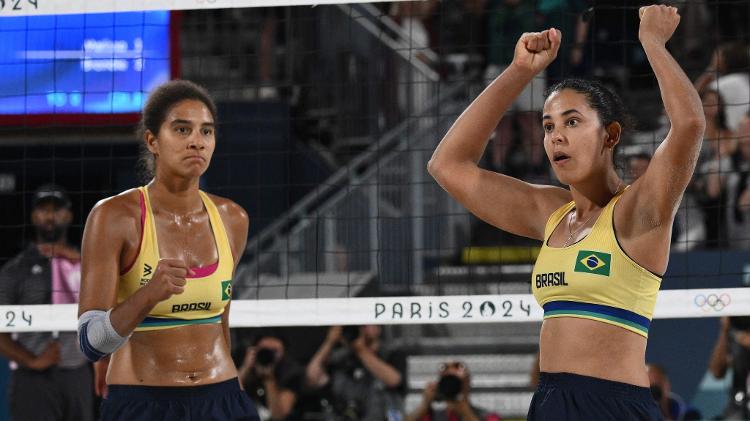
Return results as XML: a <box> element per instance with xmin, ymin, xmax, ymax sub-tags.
<box><xmin>538</xmin><ymin>0</ymin><xmax>590</xmax><ymax>84</ymax></box>
<box><xmin>708</xmin><ymin>316</ymin><xmax>750</xmax><ymax>419</ymax></box>
<box><xmin>306</xmin><ymin>325</ymin><xmax>406</xmax><ymax>421</ymax></box>
<box><xmin>692</xmin><ymin>89</ymin><xmax>735</xmax><ymax>248</ymax></box>
<box><xmin>695</xmin><ymin>42</ymin><xmax>750</xmax><ymax>133</ymax></box>
<box><xmin>0</xmin><ymin>184</ymin><xmax>94</xmax><ymax>421</ymax></box>
<box><xmin>406</xmin><ymin>361</ymin><xmax>501</xmax><ymax>421</ymax></box>
<box><xmin>257</xmin><ymin>8</ymin><xmax>284</xmax><ymax>100</ymax></box>
<box><xmin>647</xmin><ymin>364</ymin><xmax>702</xmax><ymax>421</ymax></box>
<box><xmin>727</xmin><ymin>113</ymin><xmax>750</xmax><ymax>249</ymax></box>
<box><xmin>485</xmin><ymin>0</ymin><xmax>546</xmax><ymax>177</ymax></box>
<box><xmin>389</xmin><ymin>1</ymin><xmax>438</xmax><ymax>116</ymax></box>
<box><xmin>238</xmin><ymin>332</ymin><xmax>305</xmax><ymax>420</ymax></box>
<box><xmin>428</xmin><ymin>0</ymin><xmax>486</xmax><ymax>79</ymax></box>
<box><xmin>668</xmin><ymin>1</ymin><xmax>711</xmax><ymax>75</ymax></box>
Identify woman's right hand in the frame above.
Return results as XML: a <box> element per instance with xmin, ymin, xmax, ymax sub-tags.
<box><xmin>145</xmin><ymin>258</ymin><xmax>192</xmax><ymax>303</ymax></box>
<box><xmin>511</xmin><ymin>29</ymin><xmax>561</xmax><ymax>75</ymax></box>
<box><xmin>94</xmin><ymin>357</ymin><xmax>110</xmax><ymax>397</ymax></box>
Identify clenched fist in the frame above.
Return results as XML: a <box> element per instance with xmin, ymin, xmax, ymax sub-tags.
<box><xmin>511</xmin><ymin>29</ymin><xmax>562</xmax><ymax>75</ymax></box>
<box><xmin>145</xmin><ymin>258</ymin><xmax>192</xmax><ymax>302</ymax></box>
<box><xmin>639</xmin><ymin>5</ymin><xmax>680</xmax><ymax>46</ymax></box>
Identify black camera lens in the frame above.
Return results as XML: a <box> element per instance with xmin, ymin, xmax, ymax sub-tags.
<box><xmin>342</xmin><ymin>325</ymin><xmax>360</xmax><ymax>342</ymax></box>
<box><xmin>255</xmin><ymin>348</ymin><xmax>277</xmax><ymax>367</ymax></box>
<box><xmin>436</xmin><ymin>374</ymin><xmax>462</xmax><ymax>401</ymax></box>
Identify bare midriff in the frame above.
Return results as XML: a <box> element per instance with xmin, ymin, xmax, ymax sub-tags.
<box><xmin>107</xmin><ymin>323</ymin><xmax>237</xmax><ymax>386</ymax></box>
<box><xmin>539</xmin><ymin>317</ymin><xmax>649</xmax><ymax>387</ymax></box>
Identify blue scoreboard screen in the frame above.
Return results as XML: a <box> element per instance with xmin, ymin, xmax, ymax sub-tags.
<box><xmin>0</xmin><ymin>11</ymin><xmax>172</xmax><ymax>119</ymax></box>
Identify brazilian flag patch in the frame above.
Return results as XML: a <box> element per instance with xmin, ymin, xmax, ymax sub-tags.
<box><xmin>221</xmin><ymin>280</ymin><xmax>232</xmax><ymax>300</ymax></box>
<box><xmin>574</xmin><ymin>250</ymin><xmax>611</xmax><ymax>276</ymax></box>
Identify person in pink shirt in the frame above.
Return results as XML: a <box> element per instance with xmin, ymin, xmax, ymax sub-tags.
<box><xmin>0</xmin><ymin>184</ymin><xmax>94</xmax><ymax>421</ymax></box>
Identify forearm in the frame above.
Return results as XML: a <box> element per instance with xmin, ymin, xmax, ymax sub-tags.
<box><xmin>306</xmin><ymin>340</ymin><xmax>334</xmax><ymax>386</ymax></box>
<box><xmin>693</xmin><ymin>70</ymin><xmax>715</xmax><ymax>94</ymax></box>
<box><xmin>405</xmin><ymin>402</ymin><xmax>430</xmax><ymax>421</ymax></box>
<box><xmin>0</xmin><ymin>333</ymin><xmax>37</xmax><ymax>368</ymax></box>
<box><xmin>355</xmin><ymin>347</ymin><xmax>401</xmax><ymax>388</ymax></box>
<box><xmin>108</xmin><ymin>285</ymin><xmax>159</xmax><ymax>336</ymax></box>
<box><xmin>642</xmin><ymin>41</ymin><xmax>704</xmax><ymax>131</ymax></box>
<box><xmin>708</xmin><ymin>331</ymin><xmax>729</xmax><ymax>378</ymax></box>
<box><xmin>429</xmin><ymin>65</ymin><xmax>536</xmax><ymax>169</ymax></box>
<box><xmin>263</xmin><ymin>378</ymin><xmax>294</xmax><ymax>420</ymax></box>
<box><xmin>237</xmin><ymin>363</ymin><xmax>252</xmax><ymax>384</ymax></box>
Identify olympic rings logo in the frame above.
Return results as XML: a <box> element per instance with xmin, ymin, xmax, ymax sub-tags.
<box><xmin>694</xmin><ymin>293</ymin><xmax>731</xmax><ymax>312</ymax></box>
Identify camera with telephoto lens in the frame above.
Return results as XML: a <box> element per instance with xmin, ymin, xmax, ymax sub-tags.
<box><xmin>255</xmin><ymin>347</ymin><xmax>277</xmax><ymax>367</ymax></box>
<box><xmin>342</xmin><ymin>325</ymin><xmax>361</xmax><ymax>342</ymax></box>
<box><xmin>435</xmin><ymin>374</ymin><xmax>463</xmax><ymax>401</ymax></box>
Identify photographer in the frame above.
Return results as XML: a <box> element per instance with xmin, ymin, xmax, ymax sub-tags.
<box><xmin>306</xmin><ymin>325</ymin><xmax>406</xmax><ymax>420</ymax></box>
<box><xmin>708</xmin><ymin>316</ymin><xmax>750</xmax><ymax>419</ymax></box>
<box><xmin>238</xmin><ymin>332</ymin><xmax>304</xmax><ymax>421</ymax></box>
<box><xmin>406</xmin><ymin>361</ymin><xmax>500</xmax><ymax>421</ymax></box>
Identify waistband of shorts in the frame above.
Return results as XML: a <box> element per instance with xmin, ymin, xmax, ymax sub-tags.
<box><xmin>538</xmin><ymin>372</ymin><xmax>653</xmax><ymax>401</ymax></box>
<box><xmin>106</xmin><ymin>377</ymin><xmax>241</xmax><ymax>400</ymax></box>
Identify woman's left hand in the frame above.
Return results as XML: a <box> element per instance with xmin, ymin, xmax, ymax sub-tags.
<box><xmin>638</xmin><ymin>5</ymin><xmax>680</xmax><ymax>46</ymax></box>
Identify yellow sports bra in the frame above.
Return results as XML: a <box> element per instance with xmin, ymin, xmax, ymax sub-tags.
<box><xmin>531</xmin><ymin>189</ymin><xmax>662</xmax><ymax>338</ymax></box>
<box><xmin>118</xmin><ymin>187</ymin><xmax>234</xmax><ymax>332</ymax></box>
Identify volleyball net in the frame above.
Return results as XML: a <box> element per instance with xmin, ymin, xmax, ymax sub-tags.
<box><xmin>1</xmin><ymin>0</ymin><xmax>749</xmax><ymax>333</ymax></box>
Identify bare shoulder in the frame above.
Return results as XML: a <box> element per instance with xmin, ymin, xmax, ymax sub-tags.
<box><xmin>82</xmin><ymin>189</ymin><xmax>142</xmax><ymax>268</ymax></box>
<box><xmin>205</xmin><ymin>193</ymin><xmax>249</xmax><ymax>262</ymax></box>
<box><xmin>88</xmin><ymin>188</ymin><xmax>141</xmax><ymax>226</ymax></box>
<box><xmin>205</xmin><ymin>193</ymin><xmax>249</xmax><ymax>228</ymax></box>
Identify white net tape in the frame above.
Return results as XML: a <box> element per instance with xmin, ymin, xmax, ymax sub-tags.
<box><xmin>0</xmin><ymin>287</ymin><xmax>743</xmax><ymax>332</ymax></box>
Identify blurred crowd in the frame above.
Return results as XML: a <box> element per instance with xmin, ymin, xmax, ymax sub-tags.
<box><xmin>382</xmin><ymin>0</ymin><xmax>750</xmax><ymax>251</ymax></box>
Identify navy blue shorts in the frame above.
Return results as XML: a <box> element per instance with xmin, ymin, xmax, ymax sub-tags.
<box><xmin>101</xmin><ymin>378</ymin><xmax>260</xmax><ymax>421</ymax></box>
<box><xmin>527</xmin><ymin>372</ymin><xmax>663</xmax><ymax>421</ymax></box>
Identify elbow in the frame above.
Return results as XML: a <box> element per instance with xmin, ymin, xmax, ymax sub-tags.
<box><xmin>78</xmin><ymin>321</ymin><xmax>107</xmax><ymax>362</ymax></box>
<box><xmin>427</xmin><ymin>157</ymin><xmax>458</xmax><ymax>186</ymax></box>
<box><xmin>427</xmin><ymin>157</ymin><xmax>442</xmax><ymax>180</ymax></box>
<box><xmin>77</xmin><ymin>309</ymin><xmax>128</xmax><ymax>363</ymax></box>
<box><xmin>385</xmin><ymin>372</ymin><xmax>402</xmax><ymax>389</ymax></box>
<box><xmin>675</xmin><ymin>116</ymin><xmax>706</xmax><ymax>137</ymax></box>
<box><xmin>709</xmin><ymin>362</ymin><xmax>727</xmax><ymax>379</ymax></box>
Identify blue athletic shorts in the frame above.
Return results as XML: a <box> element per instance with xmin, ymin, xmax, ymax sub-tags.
<box><xmin>527</xmin><ymin>372</ymin><xmax>663</xmax><ymax>421</ymax></box>
<box><xmin>101</xmin><ymin>378</ymin><xmax>260</xmax><ymax>421</ymax></box>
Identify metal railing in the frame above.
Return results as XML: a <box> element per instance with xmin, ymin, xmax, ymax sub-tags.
<box><xmin>235</xmin><ymin>6</ymin><xmax>476</xmax><ymax>298</ymax></box>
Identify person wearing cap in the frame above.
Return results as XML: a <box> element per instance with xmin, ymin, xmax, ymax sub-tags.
<box><xmin>0</xmin><ymin>184</ymin><xmax>95</xmax><ymax>421</ymax></box>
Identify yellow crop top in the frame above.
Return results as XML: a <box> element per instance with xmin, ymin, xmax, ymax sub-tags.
<box><xmin>118</xmin><ymin>187</ymin><xmax>234</xmax><ymax>332</ymax></box>
<box><xmin>531</xmin><ymin>189</ymin><xmax>662</xmax><ymax>338</ymax></box>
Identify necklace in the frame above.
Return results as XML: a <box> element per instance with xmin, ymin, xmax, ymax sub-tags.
<box><xmin>563</xmin><ymin>181</ymin><xmax>623</xmax><ymax>247</ymax></box>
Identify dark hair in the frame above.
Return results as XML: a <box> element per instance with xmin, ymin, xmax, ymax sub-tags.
<box><xmin>251</xmin><ymin>331</ymin><xmax>288</xmax><ymax>349</ymax></box>
<box><xmin>136</xmin><ymin>80</ymin><xmax>218</xmax><ymax>182</ymax></box>
<box><xmin>700</xmin><ymin>88</ymin><xmax>728</xmax><ymax>130</ymax></box>
<box><xmin>544</xmin><ymin>78</ymin><xmax>635</xmax><ymax>134</ymax></box>
<box><xmin>720</xmin><ymin>42</ymin><xmax>750</xmax><ymax>74</ymax></box>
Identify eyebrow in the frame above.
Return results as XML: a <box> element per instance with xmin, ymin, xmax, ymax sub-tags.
<box><xmin>170</xmin><ymin>119</ymin><xmax>215</xmax><ymax>127</ymax></box>
<box><xmin>542</xmin><ymin>109</ymin><xmax>582</xmax><ymax>120</ymax></box>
